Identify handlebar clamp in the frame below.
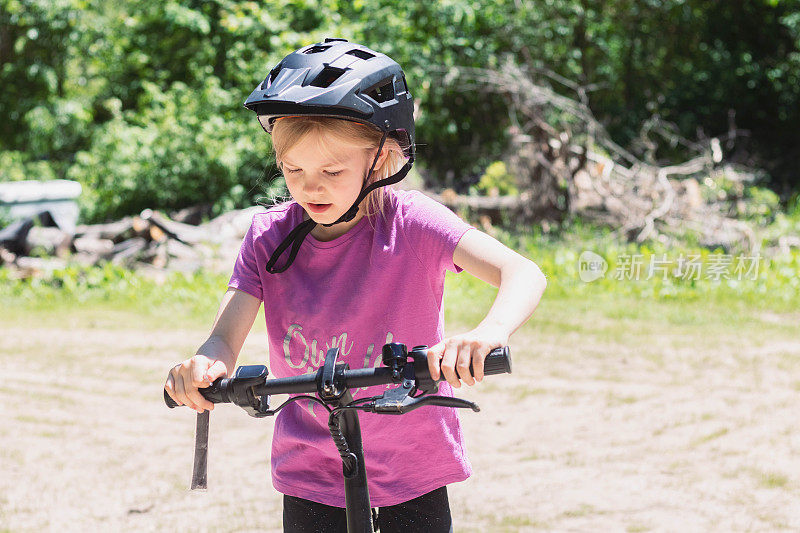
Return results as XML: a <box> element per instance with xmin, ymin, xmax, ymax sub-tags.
<box><xmin>228</xmin><ymin>365</ymin><xmax>271</xmax><ymax>417</ymax></box>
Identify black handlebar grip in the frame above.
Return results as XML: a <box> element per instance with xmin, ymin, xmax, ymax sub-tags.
<box><xmin>163</xmin><ymin>379</ymin><xmax>229</xmax><ymax>409</ymax></box>
<box><xmin>164</xmin><ymin>389</ymin><xmax>179</xmax><ymax>408</ymax></box>
<box><xmin>482</xmin><ymin>346</ymin><xmax>512</xmax><ymax>375</ymax></box>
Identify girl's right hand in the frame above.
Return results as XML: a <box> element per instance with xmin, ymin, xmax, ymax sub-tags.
<box><xmin>164</xmin><ymin>355</ymin><xmax>228</xmax><ymax>413</ymax></box>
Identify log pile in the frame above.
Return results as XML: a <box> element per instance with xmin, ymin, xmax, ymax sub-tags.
<box><xmin>0</xmin><ymin>206</ymin><xmax>265</xmax><ymax>279</ymax></box>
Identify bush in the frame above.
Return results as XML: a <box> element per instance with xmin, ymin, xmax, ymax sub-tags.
<box><xmin>742</xmin><ymin>185</ymin><xmax>782</xmax><ymax>225</ymax></box>
<box><xmin>0</xmin><ymin>151</ymin><xmax>59</xmax><ymax>182</ymax></box>
<box><xmin>472</xmin><ymin>161</ymin><xmax>518</xmax><ymax>196</ymax></box>
<box><xmin>67</xmin><ymin>79</ymin><xmax>272</xmax><ymax>222</ymax></box>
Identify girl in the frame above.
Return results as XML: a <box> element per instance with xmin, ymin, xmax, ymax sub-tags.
<box><xmin>165</xmin><ymin>38</ymin><xmax>546</xmax><ymax>532</ymax></box>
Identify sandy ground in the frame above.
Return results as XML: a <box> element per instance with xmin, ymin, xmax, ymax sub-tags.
<box><xmin>1</xmin><ymin>311</ymin><xmax>799</xmax><ymax>532</ymax></box>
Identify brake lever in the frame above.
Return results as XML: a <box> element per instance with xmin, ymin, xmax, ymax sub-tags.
<box><xmin>369</xmin><ymin>391</ymin><xmax>480</xmax><ymax>414</ymax></box>
<box><xmin>412</xmin><ymin>395</ymin><xmax>480</xmax><ymax>412</ymax></box>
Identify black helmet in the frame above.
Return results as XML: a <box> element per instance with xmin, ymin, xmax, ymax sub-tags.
<box><xmin>245</xmin><ymin>39</ymin><xmax>416</xmax><ymax>274</ymax></box>
<box><xmin>244</xmin><ymin>38</ymin><xmax>414</xmax><ymax>162</ymax></box>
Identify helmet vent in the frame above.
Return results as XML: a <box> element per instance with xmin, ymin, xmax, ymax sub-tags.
<box><xmin>346</xmin><ymin>49</ymin><xmax>375</xmax><ymax>60</ymax></box>
<box><xmin>309</xmin><ymin>66</ymin><xmax>347</xmax><ymax>88</ymax></box>
<box><xmin>269</xmin><ymin>66</ymin><xmax>281</xmax><ymax>83</ymax></box>
<box><xmin>304</xmin><ymin>44</ymin><xmax>331</xmax><ymax>54</ymax></box>
<box><xmin>365</xmin><ymin>80</ymin><xmax>395</xmax><ymax>103</ymax></box>
<box><xmin>262</xmin><ymin>65</ymin><xmax>282</xmax><ymax>89</ymax></box>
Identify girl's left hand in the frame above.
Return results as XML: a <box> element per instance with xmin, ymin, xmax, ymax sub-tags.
<box><xmin>426</xmin><ymin>328</ymin><xmax>508</xmax><ymax>388</ymax></box>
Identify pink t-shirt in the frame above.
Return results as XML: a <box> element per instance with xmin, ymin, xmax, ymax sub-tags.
<box><xmin>228</xmin><ymin>189</ymin><xmax>474</xmax><ymax>507</ymax></box>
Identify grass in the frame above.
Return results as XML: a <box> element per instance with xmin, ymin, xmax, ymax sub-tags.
<box><xmin>510</xmin><ymin>386</ymin><xmax>548</xmax><ymax>401</ymax></box>
<box><xmin>690</xmin><ymin>427</ymin><xmax>730</xmax><ymax>447</ymax></box>
<box><xmin>14</xmin><ymin>415</ymin><xmax>75</xmax><ymax>426</ymax></box>
<box><xmin>3</xmin><ymin>227</ymin><xmax>798</xmax><ymax>329</ymax></box>
<box><xmin>561</xmin><ymin>503</ymin><xmax>602</xmax><ymax>518</ymax></box>
<box><xmin>756</xmin><ymin>470</ymin><xmax>790</xmax><ymax>489</ymax></box>
<box><xmin>605</xmin><ymin>392</ymin><xmax>640</xmax><ymax>406</ymax></box>
<box><xmin>466</xmin><ymin>511</ymin><xmax>550</xmax><ymax>532</ymax></box>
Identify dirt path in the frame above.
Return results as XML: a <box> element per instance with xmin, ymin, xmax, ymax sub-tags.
<box><xmin>1</xmin><ymin>313</ymin><xmax>799</xmax><ymax>532</ymax></box>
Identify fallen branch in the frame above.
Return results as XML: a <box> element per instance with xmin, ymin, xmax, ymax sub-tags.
<box><xmin>434</xmin><ymin>61</ymin><xmax>760</xmax><ymax>251</ymax></box>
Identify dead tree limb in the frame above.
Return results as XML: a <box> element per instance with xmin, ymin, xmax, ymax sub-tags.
<box><xmin>431</xmin><ymin>60</ymin><xmax>760</xmax><ymax>251</ymax></box>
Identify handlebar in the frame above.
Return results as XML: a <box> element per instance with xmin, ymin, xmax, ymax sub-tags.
<box><xmin>164</xmin><ymin>345</ymin><xmax>511</xmax><ymax>410</ymax></box>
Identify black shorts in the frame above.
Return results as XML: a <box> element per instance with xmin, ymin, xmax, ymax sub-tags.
<box><xmin>282</xmin><ymin>486</ymin><xmax>453</xmax><ymax>533</ymax></box>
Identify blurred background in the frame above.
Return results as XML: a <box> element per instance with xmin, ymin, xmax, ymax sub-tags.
<box><xmin>2</xmin><ymin>0</ymin><xmax>799</xmax><ymax>219</ymax></box>
<box><xmin>2</xmin><ymin>1</ymin><xmax>799</xmax><ymax>531</ymax></box>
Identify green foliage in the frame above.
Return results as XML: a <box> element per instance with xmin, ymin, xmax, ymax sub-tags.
<box><xmin>0</xmin><ymin>261</ymin><xmax>227</xmax><ymax>324</ymax></box>
<box><xmin>788</xmin><ymin>193</ymin><xmax>800</xmax><ymax>219</ymax></box>
<box><xmin>742</xmin><ymin>185</ymin><xmax>782</xmax><ymax>224</ymax></box>
<box><xmin>0</xmin><ymin>0</ymin><xmax>86</xmax><ymax>151</ymax></box>
<box><xmin>507</xmin><ymin>220</ymin><xmax>800</xmax><ymax>313</ymax></box>
<box><xmin>786</xmin><ymin>191</ymin><xmax>800</xmax><ymax>218</ymax></box>
<box><xmin>67</xmin><ymin>79</ymin><xmax>270</xmax><ymax>221</ymax></box>
<box><xmin>2</xmin><ymin>0</ymin><xmax>799</xmax><ymax>221</ymax></box>
<box><xmin>24</xmin><ymin>98</ymin><xmax>93</xmax><ymax>161</ymax></box>
<box><xmin>473</xmin><ymin>161</ymin><xmax>518</xmax><ymax>196</ymax></box>
<box><xmin>0</xmin><ymin>206</ymin><xmax>12</xmax><ymax>227</ymax></box>
<box><xmin>0</xmin><ymin>151</ymin><xmax>59</xmax><ymax>181</ymax></box>
<box><xmin>3</xmin><ymin>229</ymin><xmax>798</xmax><ymax>319</ymax></box>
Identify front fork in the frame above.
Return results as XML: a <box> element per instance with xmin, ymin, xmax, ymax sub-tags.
<box><xmin>332</xmin><ymin>391</ymin><xmax>374</xmax><ymax>533</ymax></box>
<box><xmin>320</xmin><ymin>347</ymin><xmax>374</xmax><ymax>533</ymax></box>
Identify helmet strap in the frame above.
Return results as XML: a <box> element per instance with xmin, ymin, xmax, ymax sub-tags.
<box><xmin>264</xmin><ymin>217</ymin><xmax>316</xmax><ymax>274</ymax></box>
<box><xmin>322</xmin><ymin>131</ymin><xmax>388</xmax><ymax>227</ymax></box>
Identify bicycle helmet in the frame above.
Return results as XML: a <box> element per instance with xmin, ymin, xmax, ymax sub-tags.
<box><xmin>244</xmin><ymin>38</ymin><xmax>416</xmax><ymax>273</ymax></box>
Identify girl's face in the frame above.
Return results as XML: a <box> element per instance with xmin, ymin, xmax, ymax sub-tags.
<box><xmin>281</xmin><ymin>131</ymin><xmax>379</xmax><ymax>241</ymax></box>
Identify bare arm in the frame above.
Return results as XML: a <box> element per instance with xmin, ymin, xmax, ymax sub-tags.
<box><xmin>453</xmin><ymin>229</ymin><xmax>546</xmax><ymax>338</ymax></box>
<box><xmin>164</xmin><ymin>288</ymin><xmax>262</xmax><ymax>412</ymax></box>
<box><xmin>199</xmin><ymin>288</ymin><xmax>262</xmax><ymax>375</ymax></box>
<box><xmin>428</xmin><ymin>228</ymin><xmax>547</xmax><ymax>387</ymax></box>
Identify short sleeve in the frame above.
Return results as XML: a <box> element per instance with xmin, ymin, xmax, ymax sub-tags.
<box><xmin>398</xmin><ymin>191</ymin><xmax>474</xmax><ymax>273</ymax></box>
<box><xmin>228</xmin><ymin>218</ymin><xmax>264</xmax><ymax>300</ymax></box>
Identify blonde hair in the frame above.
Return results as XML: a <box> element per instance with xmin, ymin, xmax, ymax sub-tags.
<box><xmin>271</xmin><ymin>116</ymin><xmax>407</xmax><ymax>218</ymax></box>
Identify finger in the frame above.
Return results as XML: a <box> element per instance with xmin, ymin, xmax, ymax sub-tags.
<box><xmin>472</xmin><ymin>345</ymin><xmax>486</xmax><ymax>383</ymax></box>
<box><xmin>205</xmin><ymin>359</ymin><xmax>228</xmax><ymax>383</ymax></box>
<box><xmin>440</xmin><ymin>343</ymin><xmax>460</xmax><ymax>389</ymax></box>
<box><xmin>190</xmin><ymin>356</ymin><xmax>212</xmax><ymax>388</ymax></box>
<box><xmin>182</xmin><ymin>368</ymin><xmax>214</xmax><ymax>412</ymax></box>
<box><xmin>455</xmin><ymin>344</ymin><xmax>475</xmax><ymax>386</ymax></box>
<box><xmin>426</xmin><ymin>344</ymin><xmax>443</xmax><ymax>381</ymax></box>
<box><xmin>164</xmin><ymin>374</ymin><xmax>182</xmax><ymax>405</ymax></box>
<box><xmin>173</xmin><ymin>374</ymin><xmax>199</xmax><ymax>411</ymax></box>
<box><xmin>186</xmin><ymin>385</ymin><xmax>214</xmax><ymax>412</ymax></box>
